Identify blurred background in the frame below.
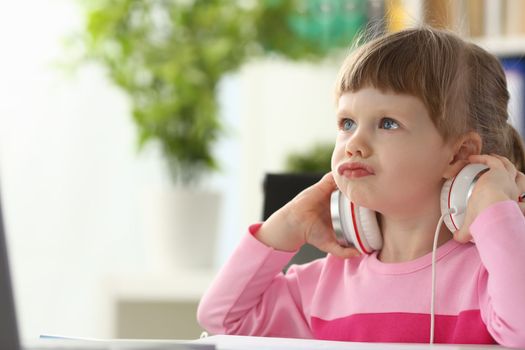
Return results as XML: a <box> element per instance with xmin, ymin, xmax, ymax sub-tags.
<box><xmin>0</xmin><ymin>0</ymin><xmax>524</xmax><ymax>342</ymax></box>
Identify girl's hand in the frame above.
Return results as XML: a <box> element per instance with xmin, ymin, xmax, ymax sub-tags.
<box><xmin>256</xmin><ymin>172</ymin><xmax>360</xmax><ymax>259</ymax></box>
<box><xmin>453</xmin><ymin>154</ymin><xmax>525</xmax><ymax>243</ymax></box>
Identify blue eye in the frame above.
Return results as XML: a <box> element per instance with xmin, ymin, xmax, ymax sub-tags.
<box><xmin>340</xmin><ymin>118</ymin><xmax>356</xmax><ymax>131</ymax></box>
<box><xmin>381</xmin><ymin>118</ymin><xmax>399</xmax><ymax>130</ymax></box>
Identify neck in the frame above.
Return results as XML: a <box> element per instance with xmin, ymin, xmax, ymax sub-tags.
<box><xmin>377</xmin><ymin>210</ymin><xmax>453</xmax><ymax>263</ymax></box>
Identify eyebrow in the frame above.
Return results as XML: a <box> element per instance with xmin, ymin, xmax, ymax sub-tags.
<box><xmin>336</xmin><ymin>108</ymin><xmax>353</xmax><ymax>118</ymax></box>
<box><xmin>336</xmin><ymin>107</ymin><xmax>411</xmax><ymax>120</ymax></box>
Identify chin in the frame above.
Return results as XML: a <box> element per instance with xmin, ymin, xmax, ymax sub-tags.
<box><xmin>342</xmin><ymin>185</ymin><xmax>366</xmax><ymax>205</ymax></box>
<box><xmin>352</xmin><ymin>188</ymin><xmax>385</xmax><ymax>213</ymax></box>
<box><xmin>332</xmin><ymin>173</ymin><xmax>343</xmax><ymax>188</ymax></box>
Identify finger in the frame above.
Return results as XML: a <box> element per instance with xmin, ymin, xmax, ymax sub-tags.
<box><xmin>469</xmin><ymin>154</ymin><xmax>518</xmax><ymax>183</ymax></box>
<box><xmin>453</xmin><ymin>229</ymin><xmax>472</xmax><ymax>244</ymax></box>
<box><xmin>490</xmin><ymin>154</ymin><xmax>518</xmax><ymax>178</ymax></box>
<box><xmin>319</xmin><ymin>171</ymin><xmax>336</xmax><ymax>186</ymax></box>
<box><xmin>468</xmin><ymin>154</ymin><xmax>506</xmax><ymax>170</ymax></box>
<box><xmin>324</xmin><ymin>241</ymin><xmax>361</xmax><ymax>259</ymax></box>
<box><xmin>490</xmin><ymin>153</ymin><xmax>513</xmax><ymax>166</ymax></box>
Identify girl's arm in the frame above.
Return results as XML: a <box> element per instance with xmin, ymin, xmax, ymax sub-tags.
<box><xmin>197</xmin><ymin>173</ymin><xmax>358</xmax><ymax>337</ymax></box>
<box><xmin>470</xmin><ymin>200</ymin><xmax>525</xmax><ymax>348</ymax></box>
<box><xmin>196</xmin><ymin>224</ymin><xmax>323</xmax><ymax>338</ymax></box>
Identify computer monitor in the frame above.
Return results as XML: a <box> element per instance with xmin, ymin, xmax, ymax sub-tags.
<box><xmin>0</xmin><ymin>192</ymin><xmax>21</xmax><ymax>349</ymax></box>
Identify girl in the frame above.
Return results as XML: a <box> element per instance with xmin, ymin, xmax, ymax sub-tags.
<box><xmin>197</xmin><ymin>27</ymin><xmax>525</xmax><ymax>348</ymax></box>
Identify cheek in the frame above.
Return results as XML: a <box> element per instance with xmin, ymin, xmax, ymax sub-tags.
<box><xmin>330</xmin><ymin>150</ymin><xmax>337</xmax><ymax>171</ymax></box>
<box><xmin>386</xmin><ymin>138</ymin><xmax>433</xmax><ymax>165</ymax></box>
<box><xmin>331</xmin><ymin>141</ymin><xmax>346</xmax><ymax>171</ymax></box>
<box><xmin>382</xmin><ymin>154</ymin><xmax>443</xmax><ymax>196</ymax></box>
<box><xmin>331</xmin><ymin>142</ymin><xmax>347</xmax><ymax>191</ymax></box>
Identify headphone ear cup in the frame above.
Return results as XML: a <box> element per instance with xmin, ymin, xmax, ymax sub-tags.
<box><xmin>440</xmin><ymin>163</ymin><xmax>489</xmax><ymax>233</ymax></box>
<box><xmin>440</xmin><ymin>178</ymin><xmax>456</xmax><ymax>232</ymax></box>
<box><xmin>331</xmin><ymin>191</ymin><xmax>381</xmax><ymax>255</ymax></box>
<box><xmin>354</xmin><ymin>205</ymin><xmax>382</xmax><ymax>253</ymax></box>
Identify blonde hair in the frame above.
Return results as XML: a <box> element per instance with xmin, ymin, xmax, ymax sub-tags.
<box><xmin>335</xmin><ymin>27</ymin><xmax>525</xmax><ymax>172</ymax></box>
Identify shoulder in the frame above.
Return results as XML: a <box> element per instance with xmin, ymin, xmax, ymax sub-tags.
<box><xmin>440</xmin><ymin>241</ymin><xmax>484</xmax><ymax>277</ymax></box>
<box><xmin>286</xmin><ymin>253</ymin><xmax>367</xmax><ymax>281</ymax></box>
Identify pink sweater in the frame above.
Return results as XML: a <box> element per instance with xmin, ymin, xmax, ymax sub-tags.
<box><xmin>197</xmin><ymin>200</ymin><xmax>525</xmax><ymax>348</ymax></box>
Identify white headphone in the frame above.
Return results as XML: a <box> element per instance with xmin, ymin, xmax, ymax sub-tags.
<box><xmin>330</xmin><ymin>163</ymin><xmax>490</xmax><ymax>254</ymax></box>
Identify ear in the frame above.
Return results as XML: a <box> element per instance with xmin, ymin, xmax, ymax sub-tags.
<box><xmin>443</xmin><ymin>131</ymin><xmax>482</xmax><ymax>179</ymax></box>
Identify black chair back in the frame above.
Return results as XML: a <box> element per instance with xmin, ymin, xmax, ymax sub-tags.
<box><xmin>262</xmin><ymin>173</ymin><xmax>327</xmax><ymax>270</ymax></box>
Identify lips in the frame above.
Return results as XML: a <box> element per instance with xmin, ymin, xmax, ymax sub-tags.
<box><xmin>337</xmin><ymin>162</ymin><xmax>375</xmax><ymax>178</ymax></box>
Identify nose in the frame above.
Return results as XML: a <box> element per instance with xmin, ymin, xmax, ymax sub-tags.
<box><xmin>345</xmin><ymin>131</ymin><xmax>371</xmax><ymax>158</ymax></box>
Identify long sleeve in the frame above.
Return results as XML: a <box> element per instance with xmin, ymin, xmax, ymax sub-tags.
<box><xmin>197</xmin><ymin>224</ymin><xmax>323</xmax><ymax>338</ymax></box>
<box><xmin>197</xmin><ymin>202</ymin><xmax>525</xmax><ymax>345</ymax></box>
<box><xmin>470</xmin><ymin>200</ymin><xmax>525</xmax><ymax>348</ymax></box>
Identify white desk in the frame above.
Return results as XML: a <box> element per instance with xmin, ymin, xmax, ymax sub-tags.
<box><xmin>194</xmin><ymin>335</ymin><xmax>511</xmax><ymax>350</ymax></box>
<box><xmin>36</xmin><ymin>334</ymin><xmax>512</xmax><ymax>350</ymax></box>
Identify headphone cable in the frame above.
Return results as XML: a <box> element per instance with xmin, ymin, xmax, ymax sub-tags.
<box><xmin>430</xmin><ymin>208</ymin><xmax>456</xmax><ymax>344</ymax></box>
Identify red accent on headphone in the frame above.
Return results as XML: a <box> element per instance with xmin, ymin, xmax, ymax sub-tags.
<box><xmin>350</xmin><ymin>202</ymin><xmax>371</xmax><ymax>254</ymax></box>
<box><xmin>448</xmin><ymin>176</ymin><xmax>459</xmax><ymax>231</ymax></box>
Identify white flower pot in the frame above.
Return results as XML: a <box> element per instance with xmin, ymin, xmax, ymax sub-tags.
<box><xmin>142</xmin><ymin>187</ymin><xmax>221</xmax><ymax>272</ymax></box>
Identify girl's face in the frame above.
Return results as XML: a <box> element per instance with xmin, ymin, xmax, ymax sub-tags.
<box><xmin>331</xmin><ymin>87</ymin><xmax>456</xmax><ymax>216</ymax></box>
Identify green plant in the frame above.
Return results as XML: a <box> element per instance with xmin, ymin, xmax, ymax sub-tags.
<box><xmin>285</xmin><ymin>142</ymin><xmax>334</xmax><ymax>173</ymax></box>
<box><xmin>77</xmin><ymin>0</ymin><xmax>367</xmax><ymax>184</ymax></box>
<box><xmin>81</xmin><ymin>0</ymin><xmax>255</xmax><ymax>184</ymax></box>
